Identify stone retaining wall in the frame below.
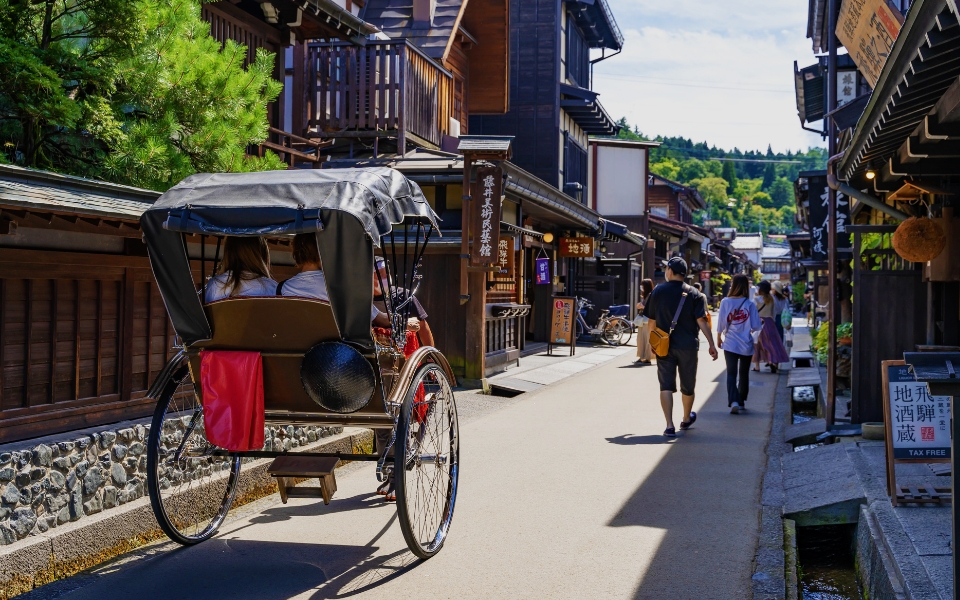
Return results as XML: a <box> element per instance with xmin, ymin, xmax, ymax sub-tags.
<box><xmin>0</xmin><ymin>421</ymin><xmax>342</xmax><ymax>546</ymax></box>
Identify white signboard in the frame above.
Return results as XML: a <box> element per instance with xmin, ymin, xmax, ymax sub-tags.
<box><xmin>885</xmin><ymin>362</ymin><xmax>951</xmax><ymax>459</ymax></box>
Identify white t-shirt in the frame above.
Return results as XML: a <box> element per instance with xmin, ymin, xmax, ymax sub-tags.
<box><xmin>205</xmin><ymin>272</ymin><xmax>278</xmax><ymax>303</ymax></box>
<box><xmin>279</xmin><ymin>269</ymin><xmax>380</xmax><ymax>320</ymax></box>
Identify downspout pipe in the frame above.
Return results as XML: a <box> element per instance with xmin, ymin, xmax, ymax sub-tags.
<box><xmin>826</xmin><ymin>151</ymin><xmax>910</xmax><ymax>221</ymax></box>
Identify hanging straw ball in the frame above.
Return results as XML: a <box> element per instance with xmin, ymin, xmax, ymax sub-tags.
<box><xmin>892</xmin><ymin>217</ymin><xmax>946</xmax><ymax>263</ymax></box>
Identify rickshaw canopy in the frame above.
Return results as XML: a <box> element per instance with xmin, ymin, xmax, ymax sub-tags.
<box><xmin>141</xmin><ymin>168</ymin><xmax>439</xmax><ymax>348</ymax></box>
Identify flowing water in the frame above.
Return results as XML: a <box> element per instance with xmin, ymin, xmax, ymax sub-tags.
<box><xmin>796</xmin><ymin>525</ymin><xmax>863</xmax><ymax>600</ymax></box>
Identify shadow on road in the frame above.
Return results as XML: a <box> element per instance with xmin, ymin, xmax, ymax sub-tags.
<box><xmin>606</xmin><ymin>434</ymin><xmax>678</xmax><ymax>445</ymax></box>
<box><xmin>606</xmin><ymin>368</ymin><xmax>778</xmax><ymax>599</ymax></box>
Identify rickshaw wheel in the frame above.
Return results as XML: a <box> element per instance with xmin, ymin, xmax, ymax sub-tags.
<box><xmin>394</xmin><ymin>362</ymin><xmax>459</xmax><ymax>559</ymax></box>
<box><xmin>146</xmin><ymin>361</ymin><xmax>241</xmax><ymax>545</ymax></box>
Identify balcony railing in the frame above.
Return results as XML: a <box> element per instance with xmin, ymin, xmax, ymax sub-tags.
<box><xmin>306</xmin><ymin>40</ymin><xmax>453</xmax><ymax>149</ymax></box>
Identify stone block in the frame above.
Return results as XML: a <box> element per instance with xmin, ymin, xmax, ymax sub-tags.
<box><xmin>51</xmin><ymin>457</ymin><xmax>70</xmax><ymax>470</ymax></box>
<box><xmin>74</xmin><ymin>460</ymin><xmax>89</xmax><ymax>478</ymax></box>
<box><xmin>1</xmin><ymin>482</ymin><xmax>19</xmax><ymax>505</ymax></box>
<box><xmin>98</xmin><ymin>431</ymin><xmax>117</xmax><ymax>449</ymax></box>
<box><xmin>0</xmin><ymin>453</ymin><xmax>10</xmax><ymax>465</ymax></box>
<box><xmin>103</xmin><ymin>486</ymin><xmax>117</xmax><ymax>510</ymax></box>
<box><xmin>110</xmin><ymin>462</ymin><xmax>128</xmax><ymax>486</ymax></box>
<box><xmin>8</xmin><ymin>508</ymin><xmax>36</xmax><ymax>539</ymax></box>
<box><xmin>112</xmin><ymin>444</ymin><xmax>127</xmax><ymax>460</ymax></box>
<box><xmin>32</xmin><ymin>445</ymin><xmax>52</xmax><ymax>467</ymax></box>
<box><xmin>14</xmin><ymin>470</ymin><xmax>30</xmax><ymax>487</ymax></box>
<box><xmin>44</xmin><ymin>470</ymin><xmax>65</xmax><ymax>492</ymax></box>
<box><xmin>0</xmin><ymin>468</ymin><xmax>13</xmax><ymax>482</ymax></box>
<box><xmin>82</xmin><ymin>467</ymin><xmax>105</xmax><ymax>496</ymax></box>
<box><xmin>784</xmin><ymin>418</ymin><xmax>827</xmax><ymax>445</ymax></box>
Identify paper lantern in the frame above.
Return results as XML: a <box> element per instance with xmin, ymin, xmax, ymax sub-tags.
<box><xmin>892</xmin><ymin>217</ymin><xmax>946</xmax><ymax>263</ymax></box>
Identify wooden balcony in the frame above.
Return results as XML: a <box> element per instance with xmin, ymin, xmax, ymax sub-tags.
<box><xmin>306</xmin><ymin>40</ymin><xmax>454</xmax><ymax>151</ymax></box>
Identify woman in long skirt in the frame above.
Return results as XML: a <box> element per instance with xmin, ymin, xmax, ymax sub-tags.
<box><xmin>635</xmin><ymin>278</ymin><xmax>655</xmax><ymax>363</ymax></box>
<box><xmin>753</xmin><ymin>280</ymin><xmax>790</xmax><ymax>372</ymax></box>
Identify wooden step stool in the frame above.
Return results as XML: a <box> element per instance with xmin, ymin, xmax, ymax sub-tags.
<box><xmin>267</xmin><ymin>455</ymin><xmax>340</xmax><ymax>505</ymax></box>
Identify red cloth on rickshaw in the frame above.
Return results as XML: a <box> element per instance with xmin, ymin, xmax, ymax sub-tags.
<box><xmin>199</xmin><ymin>350</ymin><xmax>265</xmax><ymax>452</ymax></box>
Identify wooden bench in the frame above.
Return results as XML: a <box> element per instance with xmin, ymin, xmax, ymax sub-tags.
<box><xmin>790</xmin><ymin>351</ymin><xmax>814</xmax><ymax>369</ymax></box>
<box><xmin>786</xmin><ymin>366</ymin><xmax>823</xmax><ymax>412</ymax></box>
<box><xmin>267</xmin><ymin>455</ymin><xmax>340</xmax><ymax>505</ymax></box>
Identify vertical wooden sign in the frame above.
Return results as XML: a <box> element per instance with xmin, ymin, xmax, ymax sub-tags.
<box><xmin>496</xmin><ymin>236</ymin><xmax>515</xmax><ymax>277</ymax></box>
<box><xmin>548</xmin><ymin>296</ymin><xmax>576</xmax><ymax>356</ymax></box>
<box><xmin>469</xmin><ymin>166</ymin><xmax>503</xmax><ymax>265</ymax></box>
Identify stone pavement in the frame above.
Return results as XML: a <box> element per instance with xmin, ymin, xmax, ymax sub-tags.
<box><xmin>488</xmin><ymin>343</ymin><xmax>634</xmax><ymax>394</ymax></box>
<box><xmin>22</xmin><ymin>339</ymin><xmax>779</xmax><ymax>600</ymax></box>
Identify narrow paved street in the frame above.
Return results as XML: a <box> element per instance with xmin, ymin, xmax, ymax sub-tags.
<box><xmin>27</xmin><ymin>343</ymin><xmax>778</xmax><ymax>600</ymax></box>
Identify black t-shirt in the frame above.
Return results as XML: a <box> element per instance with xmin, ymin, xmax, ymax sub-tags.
<box><xmin>643</xmin><ymin>281</ymin><xmax>707</xmax><ymax>350</ymax></box>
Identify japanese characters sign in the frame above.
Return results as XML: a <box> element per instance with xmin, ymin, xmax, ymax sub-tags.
<box><xmin>884</xmin><ymin>362</ymin><xmax>951</xmax><ymax>460</ymax></box>
<box><xmin>469</xmin><ymin>166</ymin><xmax>503</xmax><ymax>265</ymax></box>
<box><xmin>549</xmin><ymin>297</ymin><xmax>575</xmax><ymax>346</ymax></box>
<box><xmin>836</xmin><ymin>0</ymin><xmax>903</xmax><ymax>88</ymax></box>
<box><xmin>496</xmin><ymin>237</ymin><xmax>515</xmax><ymax>278</ymax></box>
<box><xmin>559</xmin><ymin>237</ymin><xmax>595</xmax><ymax>258</ymax></box>
<box><xmin>806</xmin><ymin>173</ymin><xmax>851</xmax><ymax>262</ymax></box>
<box><xmin>837</xmin><ymin>69</ymin><xmax>859</xmax><ymax>107</ymax></box>
<box><xmin>535</xmin><ymin>257</ymin><xmax>551</xmax><ymax>285</ymax></box>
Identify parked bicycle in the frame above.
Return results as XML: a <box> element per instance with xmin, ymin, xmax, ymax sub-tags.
<box><xmin>575</xmin><ymin>298</ymin><xmax>633</xmax><ymax>346</ymax></box>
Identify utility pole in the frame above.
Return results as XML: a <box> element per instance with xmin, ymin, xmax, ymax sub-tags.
<box><xmin>825</xmin><ymin>0</ymin><xmax>839</xmax><ymax>428</ymax></box>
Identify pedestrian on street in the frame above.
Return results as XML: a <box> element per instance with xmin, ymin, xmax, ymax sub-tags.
<box><xmin>644</xmin><ymin>257</ymin><xmax>718</xmax><ymax>437</ymax></box>
<box><xmin>752</xmin><ymin>280</ymin><xmax>790</xmax><ymax>373</ymax></box>
<box><xmin>771</xmin><ymin>281</ymin><xmax>789</xmax><ymax>341</ymax></box>
<box><xmin>716</xmin><ymin>274</ymin><xmax>761</xmax><ymax>414</ymax></box>
<box><xmin>635</xmin><ymin>278</ymin><xmax>655</xmax><ymax>364</ymax></box>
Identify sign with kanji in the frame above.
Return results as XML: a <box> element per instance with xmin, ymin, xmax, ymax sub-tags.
<box><xmin>884</xmin><ymin>362</ymin><xmax>951</xmax><ymax>460</ymax></box>
<box><xmin>548</xmin><ymin>297</ymin><xmax>576</xmax><ymax>355</ymax></box>
<box><xmin>806</xmin><ymin>173</ymin><xmax>851</xmax><ymax>262</ymax></box>
<box><xmin>836</xmin><ymin>0</ymin><xmax>903</xmax><ymax>88</ymax></box>
<box><xmin>559</xmin><ymin>237</ymin><xmax>595</xmax><ymax>258</ymax></box>
<box><xmin>469</xmin><ymin>166</ymin><xmax>503</xmax><ymax>265</ymax></box>
<box><xmin>837</xmin><ymin>69</ymin><xmax>859</xmax><ymax>107</ymax></box>
<box><xmin>535</xmin><ymin>257</ymin><xmax>551</xmax><ymax>285</ymax></box>
<box><xmin>496</xmin><ymin>237</ymin><xmax>515</xmax><ymax>277</ymax></box>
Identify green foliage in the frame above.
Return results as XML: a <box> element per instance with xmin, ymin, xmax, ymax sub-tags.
<box><xmin>721</xmin><ymin>160</ymin><xmax>738</xmax><ymax>194</ymax></box>
<box><xmin>0</xmin><ymin>0</ymin><xmax>284</xmax><ymax>190</ymax></box>
<box><xmin>837</xmin><ymin>322</ymin><xmax>852</xmax><ymax>339</ymax></box>
<box><xmin>761</xmin><ymin>163</ymin><xmax>776</xmax><ymax>190</ymax></box>
<box><xmin>812</xmin><ymin>321</ymin><xmax>830</xmax><ymax>363</ymax></box>
<box><xmin>768</xmin><ymin>177</ymin><xmax>794</xmax><ymax>208</ymax></box>
<box><xmin>792</xmin><ymin>284</ymin><xmax>805</xmax><ymax>305</ymax></box>
<box><xmin>649</xmin><ymin>157</ymin><xmax>680</xmax><ymax>181</ymax></box>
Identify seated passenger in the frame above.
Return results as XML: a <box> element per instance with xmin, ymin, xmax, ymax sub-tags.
<box><xmin>278</xmin><ymin>233</ymin><xmax>384</xmax><ymax>323</ymax></box>
<box><xmin>205</xmin><ymin>237</ymin><xmax>278</xmax><ymax>302</ymax></box>
<box><xmin>278</xmin><ymin>233</ymin><xmax>328</xmax><ymax>301</ymax></box>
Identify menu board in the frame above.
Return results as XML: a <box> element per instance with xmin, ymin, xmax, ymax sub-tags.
<box><xmin>883</xmin><ymin>362</ymin><xmax>951</xmax><ymax>459</ymax></box>
<box><xmin>548</xmin><ymin>297</ymin><xmax>576</xmax><ymax>355</ymax></box>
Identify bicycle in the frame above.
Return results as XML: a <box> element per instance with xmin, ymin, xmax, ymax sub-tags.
<box><xmin>574</xmin><ymin>298</ymin><xmax>633</xmax><ymax>346</ymax></box>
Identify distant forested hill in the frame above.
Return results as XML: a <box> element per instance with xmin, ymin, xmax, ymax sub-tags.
<box><xmin>612</xmin><ymin>118</ymin><xmax>828</xmax><ymax>234</ymax></box>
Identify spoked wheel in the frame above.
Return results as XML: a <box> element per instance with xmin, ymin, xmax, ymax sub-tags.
<box><xmin>146</xmin><ymin>358</ymin><xmax>241</xmax><ymax>545</ymax></box>
<box><xmin>394</xmin><ymin>362</ymin><xmax>459</xmax><ymax>559</ymax></box>
<box><xmin>601</xmin><ymin>317</ymin><xmax>632</xmax><ymax>346</ymax></box>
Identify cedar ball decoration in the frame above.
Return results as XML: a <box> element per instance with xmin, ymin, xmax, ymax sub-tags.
<box><xmin>892</xmin><ymin>217</ymin><xmax>946</xmax><ymax>263</ymax></box>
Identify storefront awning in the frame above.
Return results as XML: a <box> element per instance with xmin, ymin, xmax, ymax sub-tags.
<box><xmin>559</xmin><ymin>84</ymin><xmax>619</xmax><ymax>136</ymax></box>
<box><xmin>840</xmin><ymin>0</ymin><xmax>960</xmax><ymax>181</ymax></box>
<box><xmin>599</xmin><ymin>219</ymin><xmax>646</xmax><ymax>247</ymax></box>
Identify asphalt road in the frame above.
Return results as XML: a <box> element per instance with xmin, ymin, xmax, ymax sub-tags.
<box><xmin>27</xmin><ymin>343</ymin><xmax>778</xmax><ymax>600</ymax></box>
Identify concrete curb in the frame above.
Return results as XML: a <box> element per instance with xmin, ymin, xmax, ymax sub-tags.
<box><xmin>0</xmin><ymin>428</ymin><xmax>373</xmax><ymax>600</ymax></box>
<box><xmin>752</xmin><ymin>371</ymin><xmax>792</xmax><ymax>600</ymax></box>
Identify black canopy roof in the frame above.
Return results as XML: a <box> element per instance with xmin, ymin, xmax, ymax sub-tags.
<box><xmin>141</xmin><ymin>168</ymin><xmax>439</xmax><ymax>348</ymax></box>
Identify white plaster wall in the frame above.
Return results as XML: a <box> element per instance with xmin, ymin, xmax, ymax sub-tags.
<box><xmin>595</xmin><ymin>146</ymin><xmax>646</xmax><ymax>216</ymax></box>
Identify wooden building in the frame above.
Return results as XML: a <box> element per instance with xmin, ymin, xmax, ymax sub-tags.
<box><xmin>469</xmin><ymin>0</ymin><xmax>623</xmax><ymax>194</ymax></box>
<box><xmin>648</xmin><ymin>174</ymin><xmax>706</xmax><ymax>224</ymax></box>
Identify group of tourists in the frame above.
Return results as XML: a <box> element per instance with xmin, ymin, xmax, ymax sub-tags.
<box><xmin>635</xmin><ymin>257</ymin><xmax>791</xmax><ymax>436</ymax></box>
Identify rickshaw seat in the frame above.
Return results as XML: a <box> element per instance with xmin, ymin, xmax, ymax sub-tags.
<box><xmin>187</xmin><ymin>297</ymin><xmax>391</xmax><ymax>422</ymax></box>
<box><xmin>194</xmin><ymin>297</ymin><xmax>340</xmax><ymax>352</ymax></box>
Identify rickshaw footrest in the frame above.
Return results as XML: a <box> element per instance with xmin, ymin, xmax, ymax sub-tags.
<box><xmin>268</xmin><ymin>456</ymin><xmax>340</xmax><ymax>505</ymax></box>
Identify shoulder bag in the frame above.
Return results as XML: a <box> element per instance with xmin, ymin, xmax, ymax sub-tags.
<box><xmin>649</xmin><ymin>287</ymin><xmax>689</xmax><ymax>357</ymax></box>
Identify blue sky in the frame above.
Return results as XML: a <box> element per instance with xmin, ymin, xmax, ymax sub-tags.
<box><xmin>592</xmin><ymin>0</ymin><xmax>827</xmax><ymax>153</ymax></box>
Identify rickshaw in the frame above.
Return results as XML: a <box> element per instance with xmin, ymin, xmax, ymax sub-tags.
<box><xmin>140</xmin><ymin>168</ymin><xmax>458</xmax><ymax>559</ymax></box>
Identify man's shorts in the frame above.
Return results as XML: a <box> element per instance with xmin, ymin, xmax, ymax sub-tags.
<box><xmin>656</xmin><ymin>346</ymin><xmax>699</xmax><ymax>395</ymax></box>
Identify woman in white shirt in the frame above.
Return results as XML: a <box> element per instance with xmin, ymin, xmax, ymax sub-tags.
<box><xmin>717</xmin><ymin>274</ymin><xmax>761</xmax><ymax>414</ymax></box>
<box><xmin>279</xmin><ymin>234</ymin><xmax>386</xmax><ymax>324</ymax></box>
<box><xmin>204</xmin><ymin>237</ymin><xmax>278</xmax><ymax>302</ymax></box>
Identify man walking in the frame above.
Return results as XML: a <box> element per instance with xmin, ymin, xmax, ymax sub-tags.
<box><xmin>644</xmin><ymin>257</ymin><xmax>718</xmax><ymax>437</ymax></box>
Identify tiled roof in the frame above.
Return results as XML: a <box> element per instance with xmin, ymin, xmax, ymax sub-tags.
<box><xmin>0</xmin><ymin>164</ymin><xmax>158</xmax><ymax>221</ymax></box>
<box><xmin>361</xmin><ymin>0</ymin><xmax>465</xmax><ymax>59</ymax></box>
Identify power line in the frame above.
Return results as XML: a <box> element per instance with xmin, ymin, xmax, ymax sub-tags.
<box><xmin>594</xmin><ymin>73</ymin><xmax>794</xmax><ymax>94</ymax></box>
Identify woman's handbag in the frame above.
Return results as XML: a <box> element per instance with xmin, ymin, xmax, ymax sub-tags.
<box><xmin>649</xmin><ymin>288</ymin><xmax>689</xmax><ymax>357</ymax></box>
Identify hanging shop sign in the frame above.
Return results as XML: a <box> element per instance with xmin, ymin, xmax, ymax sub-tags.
<box><xmin>699</xmin><ymin>271</ymin><xmax>711</xmax><ymax>281</ymax></box>
<box><xmin>496</xmin><ymin>237</ymin><xmax>516</xmax><ymax>278</ymax></box>
<box><xmin>559</xmin><ymin>237</ymin><xmax>595</xmax><ymax>258</ymax></box>
<box><xmin>469</xmin><ymin>165</ymin><xmax>503</xmax><ymax>265</ymax></box>
<box><xmin>548</xmin><ymin>296</ymin><xmax>576</xmax><ymax>356</ymax></box>
<box><xmin>535</xmin><ymin>257</ymin><xmax>551</xmax><ymax>284</ymax></box>
<box><xmin>881</xmin><ymin>360</ymin><xmax>951</xmax><ymax>506</ymax></box>
<box><xmin>836</xmin><ymin>0</ymin><xmax>904</xmax><ymax>88</ymax></box>
<box><xmin>806</xmin><ymin>173</ymin><xmax>851</xmax><ymax>261</ymax></box>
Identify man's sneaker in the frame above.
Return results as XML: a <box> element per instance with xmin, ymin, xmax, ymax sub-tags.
<box><xmin>730</xmin><ymin>403</ymin><xmax>741</xmax><ymax>414</ymax></box>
